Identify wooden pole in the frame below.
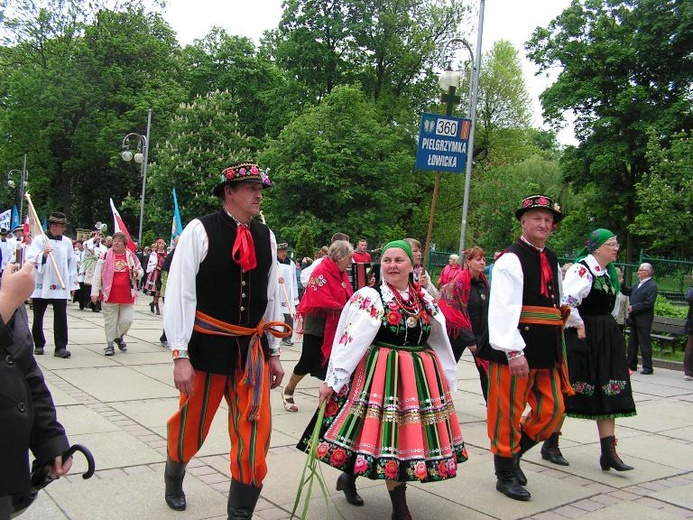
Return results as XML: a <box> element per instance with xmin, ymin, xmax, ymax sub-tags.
<box><xmin>280</xmin><ymin>279</ymin><xmax>294</xmax><ymax>316</ymax></box>
<box><xmin>25</xmin><ymin>193</ymin><xmax>66</xmax><ymax>289</ymax></box>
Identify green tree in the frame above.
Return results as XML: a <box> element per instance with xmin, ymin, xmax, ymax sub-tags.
<box><xmin>295</xmin><ymin>225</ymin><xmax>316</xmax><ymax>260</ymax></box>
<box><xmin>145</xmin><ymin>90</ymin><xmax>258</xmax><ymax>237</ymax></box>
<box><xmin>0</xmin><ymin>3</ymin><xmax>184</xmax><ymax>231</ymax></box>
<box><xmin>474</xmin><ymin>39</ymin><xmax>532</xmax><ymax>165</ymax></box>
<box><xmin>526</xmin><ymin>0</ymin><xmax>693</xmax><ymax>261</ymax></box>
<box><xmin>465</xmin><ymin>156</ymin><xmax>573</xmax><ymax>253</ymax></box>
<box><xmin>260</xmin><ymin>85</ymin><xmax>418</xmax><ymax>245</ymax></box>
<box><xmin>180</xmin><ymin>28</ymin><xmax>302</xmax><ymax>138</ymax></box>
<box><xmin>266</xmin><ymin>0</ymin><xmax>469</xmax><ymax>122</ymax></box>
<box><xmin>632</xmin><ymin>131</ymin><xmax>693</xmax><ymax>257</ymax></box>
<box><xmin>269</xmin><ymin>0</ymin><xmax>355</xmax><ymax>100</ymax></box>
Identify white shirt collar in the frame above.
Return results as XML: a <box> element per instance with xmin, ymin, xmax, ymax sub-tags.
<box><xmin>585</xmin><ymin>254</ymin><xmax>608</xmax><ymax>277</ymax></box>
<box><xmin>520</xmin><ymin>235</ymin><xmax>544</xmax><ymax>252</ymax></box>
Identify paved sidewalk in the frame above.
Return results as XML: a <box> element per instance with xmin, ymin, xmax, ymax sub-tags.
<box><xmin>20</xmin><ymin>299</ymin><xmax>693</xmax><ymax>520</ymax></box>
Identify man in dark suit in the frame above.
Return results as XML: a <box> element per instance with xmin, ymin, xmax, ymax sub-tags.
<box><xmin>622</xmin><ymin>263</ymin><xmax>658</xmax><ymax>374</ymax></box>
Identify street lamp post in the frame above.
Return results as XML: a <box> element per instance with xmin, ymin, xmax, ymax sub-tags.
<box><xmin>458</xmin><ymin>0</ymin><xmax>485</xmax><ymax>257</ymax></box>
<box><xmin>121</xmin><ymin>109</ymin><xmax>152</xmax><ymax>246</ymax></box>
<box><xmin>423</xmin><ymin>35</ymin><xmax>478</xmax><ymax>270</ymax></box>
<box><xmin>7</xmin><ymin>153</ymin><xmax>28</xmax><ymax>225</ymax></box>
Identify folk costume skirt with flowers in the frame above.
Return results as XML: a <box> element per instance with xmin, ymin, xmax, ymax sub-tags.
<box><xmin>297</xmin><ymin>341</ymin><xmax>467</xmax><ymax>483</ymax></box>
<box><xmin>564</xmin><ymin>313</ymin><xmax>636</xmax><ymax>420</ymax></box>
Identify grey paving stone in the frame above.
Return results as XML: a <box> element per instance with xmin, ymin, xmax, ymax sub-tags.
<box><xmin>14</xmin><ymin>299</ymin><xmax>693</xmax><ymax>520</ymax></box>
<box><xmin>650</xmin><ymin>482</ymin><xmax>693</xmax><ymax>510</ymax></box>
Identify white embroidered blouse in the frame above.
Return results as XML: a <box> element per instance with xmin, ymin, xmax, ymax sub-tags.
<box><xmin>323</xmin><ymin>283</ymin><xmax>458</xmax><ymax>393</ymax></box>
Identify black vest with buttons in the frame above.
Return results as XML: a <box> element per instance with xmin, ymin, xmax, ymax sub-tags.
<box><xmin>480</xmin><ymin>239</ymin><xmax>561</xmax><ymax>368</ymax></box>
<box><xmin>188</xmin><ymin>211</ymin><xmax>272</xmax><ymax>375</ymax></box>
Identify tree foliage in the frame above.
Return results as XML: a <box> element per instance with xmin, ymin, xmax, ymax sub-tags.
<box><xmin>267</xmin><ymin>0</ymin><xmax>469</xmax><ymax>122</ymax></box>
<box><xmin>145</xmin><ymin>90</ymin><xmax>258</xmax><ymax>237</ymax></box>
<box><xmin>464</xmin><ymin>156</ymin><xmax>578</xmax><ymax>254</ymax></box>
<box><xmin>260</xmin><ymin>85</ymin><xmax>418</xmax><ymax>246</ymax></box>
<box><xmin>632</xmin><ymin>131</ymin><xmax>693</xmax><ymax>256</ymax></box>
<box><xmin>0</xmin><ymin>2</ymin><xmax>182</xmax><ymax>228</ymax></box>
<box><xmin>180</xmin><ymin>29</ymin><xmax>302</xmax><ymax>138</ymax></box>
<box><xmin>526</xmin><ymin>0</ymin><xmax>693</xmax><ymax>260</ymax></box>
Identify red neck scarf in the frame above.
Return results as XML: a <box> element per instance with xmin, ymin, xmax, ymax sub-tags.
<box><xmin>539</xmin><ymin>250</ymin><xmax>554</xmax><ymax>298</ymax></box>
<box><xmin>231</xmin><ymin>223</ymin><xmax>257</xmax><ymax>271</ymax></box>
<box><xmin>296</xmin><ymin>257</ymin><xmax>353</xmax><ymax>365</ymax></box>
<box><xmin>521</xmin><ymin>237</ymin><xmax>554</xmax><ymax>298</ymax></box>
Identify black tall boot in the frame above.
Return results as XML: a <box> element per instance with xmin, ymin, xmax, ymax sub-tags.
<box><xmin>336</xmin><ymin>472</ymin><xmax>364</xmax><ymax>506</ymax></box>
<box><xmin>515</xmin><ymin>432</ymin><xmax>538</xmax><ymax>486</ymax></box>
<box><xmin>494</xmin><ymin>455</ymin><xmax>531</xmax><ymax>501</ymax></box>
<box><xmin>164</xmin><ymin>458</ymin><xmax>187</xmax><ymax>511</ymax></box>
<box><xmin>227</xmin><ymin>478</ymin><xmax>262</xmax><ymax>520</ymax></box>
<box><xmin>599</xmin><ymin>436</ymin><xmax>633</xmax><ymax>471</ymax></box>
<box><xmin>388</xmin><ymin>483</ymin><xmax>413</xmax><ymax>520</ymax></box>
<box><xmin>541</xmin><ymin>432</ymin><xmax>569</xmax><ymax>466</ymax></box>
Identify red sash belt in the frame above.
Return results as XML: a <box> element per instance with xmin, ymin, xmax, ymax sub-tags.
<box><xmin>518</xmin><ymin>305</ymin><xmax>574</xmax><ymax>396</ymax></box>
<box><xmin>193</xmin><ymin>311</ymin><xmax>291</xmax><ymax>421</ymax></box>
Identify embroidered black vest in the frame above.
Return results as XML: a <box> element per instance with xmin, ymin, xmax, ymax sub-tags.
<box><xmin>188</xmin><ymin>211</ymin><xmax>272</xmax><ymax>375</ymax></box>
<box><xmin>576</xmin><ymin>260</ymin><xmax>616</xmax><ymax>316</ymax></box>
<box><xmin>479</xmin><ymin>240</ymin><xmax>561</xmax><ymax>368</ymax></box>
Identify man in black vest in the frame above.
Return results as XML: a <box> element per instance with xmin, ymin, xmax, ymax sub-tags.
<box><xmin>162</xmin><ymin>162</ymin><xmax>288</xmax><ymax>519</ymax></box>
<box><xmin>478</xmin><ymin>195</ymin><xmax>568</xmax><ymax>502</ymax></box>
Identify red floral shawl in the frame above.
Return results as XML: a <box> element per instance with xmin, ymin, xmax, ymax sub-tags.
<box><xmin>438</xmin><ymin>268</ymin><xmax>475</xmax><ymax>339</ymax></box>
<box><xmin>296</xmin><ymin>257</ymin><xmax>353</xmax><ymax>365</ymax></box>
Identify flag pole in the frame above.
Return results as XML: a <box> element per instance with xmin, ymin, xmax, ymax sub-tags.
<box><xmin>25</xmin><ymin>192</ymin><xmax>66</xmax><ymax>289</ymax></box>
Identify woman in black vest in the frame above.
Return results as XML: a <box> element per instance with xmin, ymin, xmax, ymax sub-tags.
<box><xmin>560</xmin><ymin>229</ymin><xmax>636</xmax><ymax>471</ymax></box>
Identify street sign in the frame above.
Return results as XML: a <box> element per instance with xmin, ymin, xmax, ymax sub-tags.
<box><xmin>415</xmin><ymin>113</ymin><xmax>472</xmax><ymax>173</ymax></box>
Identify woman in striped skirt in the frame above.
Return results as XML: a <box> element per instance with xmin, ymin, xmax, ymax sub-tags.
<box><xmin>297</xmin><ymin>240</ymin><xmax>467</xmax><ymax>519</ymax></box>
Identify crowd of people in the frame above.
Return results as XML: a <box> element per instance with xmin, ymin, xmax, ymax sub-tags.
<box><xmin>3</xmin><ymin>160</ymin><xmax>692</xmax><ymax>520</ymax></box>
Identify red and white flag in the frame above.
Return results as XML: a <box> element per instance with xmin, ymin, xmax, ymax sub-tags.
<box><xmin>109</xmin><ymin>198</ymin><xmax>136</xmax><ymax>253</ymax></box>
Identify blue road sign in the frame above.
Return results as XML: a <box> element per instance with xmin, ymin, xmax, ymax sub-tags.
<box><xmin>415</xmin><ymin>113</ymin><xmax>472</xmax><ymax>173</ymax></box>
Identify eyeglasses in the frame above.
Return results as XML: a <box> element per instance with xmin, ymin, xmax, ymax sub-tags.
<box><xmin>603</xmin><ymin>242</ymin><xmax>620</xmax><ymax>249</ymax></box>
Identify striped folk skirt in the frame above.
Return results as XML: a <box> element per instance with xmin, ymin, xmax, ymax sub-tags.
<box><xmin>297</xmin><ymin>343</ymin><xmax>467</xmax><ymax>482</ymax></box>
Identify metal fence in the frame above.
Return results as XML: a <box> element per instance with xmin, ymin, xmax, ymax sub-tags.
<box><xmin>636</xmin><ymin>252</ymin><xmax>692</xmax><ymax>303</ymax></box>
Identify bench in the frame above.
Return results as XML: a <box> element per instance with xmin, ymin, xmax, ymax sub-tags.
<box><xmin>660</xmin><ymin>291</ymin><xmax>686</xmax><ymax>305</ymax></box>
<box><xmin>625</xmin><ymin>316</ymin><xmax>687</xmax><ymax>351</ymax></box>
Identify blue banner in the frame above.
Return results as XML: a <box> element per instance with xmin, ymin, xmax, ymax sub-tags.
<box><xmin>170</xmin><ymin>188</ymin><xmax>184</xmax><ymax>245</ymax></box>
<box><xmin>10</xmin><ymin>205</ymin><xmax>19</xmax><ymax>230</ymax></box>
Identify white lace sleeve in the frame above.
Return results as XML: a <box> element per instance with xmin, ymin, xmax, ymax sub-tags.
<box><xmin>324</xmin><ymin>287</ymin><xmax>384</xmax><ymax>392</ymax></box>
<box><xmin>561</xmin><ymin>263</ymin><xmax>593</xmax><ymax>328</ymax></box>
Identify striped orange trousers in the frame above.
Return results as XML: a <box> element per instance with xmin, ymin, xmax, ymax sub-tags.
<box><xmin>486</xmin><ymin>361</ymin><xmax>565</xmax><ymax>457</ymax></box>
<box><xmin>167</xmin><ymin>367</ymin><xmax>272</xmax><ymax>486</ymax></box>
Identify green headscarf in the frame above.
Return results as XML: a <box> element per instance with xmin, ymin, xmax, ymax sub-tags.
<box><xmin>575</xmin><ymin>228</ymin><xmax>620</xmax><ymax>292</ymax></box>
<box><xmin>381</xmin><ymin>240</ymin><xmax>414</xmax><ymax>263</ymax></box>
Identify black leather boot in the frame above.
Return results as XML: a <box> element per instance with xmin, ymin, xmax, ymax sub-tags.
<box><xmin>599</xmin><ymin>436</ymin><xmax>633</xmax><ymax>471</ymax></box>
<box><xmin>494</xmin><ymin>455</ymin><xmax>531</xmax><ymax>501</ymax></box>
<box><xmin>227</xmin><ymin>478</ymin><xmax>262</xmax><ymax>520</ymax></box>
<box><xmin>336</xmin><ymin>472</ymin><xmax>364</xmax><ymax>506</ymax></box>
<box><xmin>388</xmin><ymin>483</ymin><xmax>413</xmax><ymax>520</ymax></box>
<box><xmin>164</xmin><ymin>458</ymin><xmax>187</xmax><ymax>511</ymax></box>
<box><xmin>515</xmin><ymin>432</ymin><xmax>538</xmax><ymax>486</ymax></box>
<box><xmin>541</xmin><ymin>432</ymin><xmax>569</xmax><ymax>466</ymax></box>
